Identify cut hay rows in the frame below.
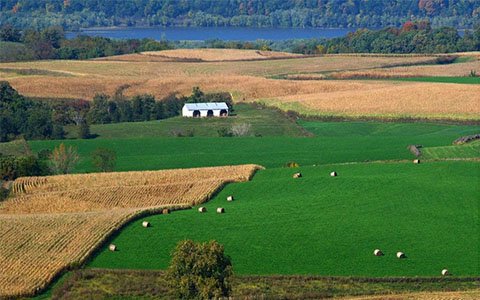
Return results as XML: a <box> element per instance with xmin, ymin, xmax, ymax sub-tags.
<box><xmin>0</xmin><ymin>164</ymin><xmax>262</xmax><ymax>298</ymax></box>
<box><xmin>0</xmin><ymin>211</ymin><xmax>138</xmax><ymax>297</ymax></box>
<box><xmin>2</xmin><ymin>180</ymin><xmax>224</xmax><ymax>214</ymax></box>
<box><xmin>11</xmin><ymin>164</ymin><xmax>258</xmax><ymax>195</ymax></box>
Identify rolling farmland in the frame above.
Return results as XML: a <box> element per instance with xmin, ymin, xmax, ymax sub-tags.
<box><xmin>1</xmin><ymin>50</ymin><xmax>479</xmax><ymax>120</ymax></box>
<box><xmin>90</xmin><ymin>161</ymin><xmax>480</xmax><ymax>277</ymax></box>
<box><xmin>0</xmin><ymin>165</ymin><xmax>261</xmax><ymax>298</ymax></box>
<box><xmin>1</xmin><ymin>48</ymin><xmax>479</xmax><ymax>298</ymax></box>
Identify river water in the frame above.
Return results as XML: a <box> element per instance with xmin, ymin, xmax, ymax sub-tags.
<box><xmin>66</xmin><ymin>26</ymin><xmax>355</xmax><ymax>41</ymax></box>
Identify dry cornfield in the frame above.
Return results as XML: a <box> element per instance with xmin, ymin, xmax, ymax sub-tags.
<box><xmin>0</xmin><ymin>164</ymin><xmax>262</xmax><ymax>298</ymax></box>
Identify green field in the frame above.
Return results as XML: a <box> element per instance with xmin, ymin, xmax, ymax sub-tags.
<box><xmin>396</xmin><ymin>76</ymin><xmax>480</xmax><ymax>84</ymax></box>
<box><xmin>21</xmin><ymin>117</ymin><xmax>480</xmax><ymax>297</ymax></box>
<box><xmin>29</xmin><ymin>122</ymin><xmax>480</xmax><ymax>172</ymax></box>
<box><xmin>66</xmin><ymin>104</ymin><xmax>308</xmax><ymax>139</ymax></box>
<box><xmin>89</xmin><ymin>161</ymin><xmax>479</xmax><ymax>276</ymax></box>
<box><xmin>422</xmin><ymin>141</ymin><xmax>480</xmax><ymax>160</ymax></box>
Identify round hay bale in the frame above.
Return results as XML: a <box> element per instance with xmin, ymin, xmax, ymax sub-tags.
<box><xmin>396</xmin><ymin>251</ymin><xmax>405</xmax><ymax>259</ymax></box>
<box><xmin>109</xmin><ymin>244</ymin><xmax>116</xmax><ymax>252</ymax></box>
<box><xmin>293</xmin><ymin>172</ymin><xmax>302</xmax><ymax>178</ymax></box>
<box><xmin>198</xmin><ymin>207</ymin><xmax>207</xmax><ymax>213</ymax></box>
<box><xmin>373</xmin><ymin>249</ymin><xmax>383</xmax><ymax>256</ymax></box>
<box><xmin>162</xmin><ymin>208</ymin><xmax>170</xmax><ymax>214</ymax></box>
<box><xmin>227</xmin><ymin>195</ymin><xmax>234</xmax><ymax>202</ymax></box>
<box><xmin>142</xmin><ymin>221</ymin><xmax>150</xmax><ymax>228</ymax></box>
<box><xmin>330</xmin><ymin>171</ymin><xmax>337</xmax><ymax>177</ymax></box>
<box><xmin>441</xmin><ymin>269</ymin><xmax>449</xmax><ymax>276</ymax></box>
<box><xmin>216</xmin><ymin>207</ymin><xmax>225</xmax><ymax>214</ymax></box>
<box><xmin>413</xmin><ymin>159</ymin><xmax>420</xmax><ymax>164</ymax></box>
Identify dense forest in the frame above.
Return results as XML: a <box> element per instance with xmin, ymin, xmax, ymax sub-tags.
<box><xmin>0</xmin><ymin>0</ymin><xmax>478</xmax><ymax>30</ymax></box>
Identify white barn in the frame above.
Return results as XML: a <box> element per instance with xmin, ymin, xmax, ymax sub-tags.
<box><xmin>182</xmin><ymin>102</ymin><xmax>229</xmax><ymax>118</ymax></box>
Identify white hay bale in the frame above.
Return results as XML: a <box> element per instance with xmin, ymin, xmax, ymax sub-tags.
<box><xmin>227</xmin><ymin>195</ymin><xmax>234</xmax><ymax>202</ymax></box>
<box><xmin>330</xmin><ymin>171</ymin><xmax>337</xmax><ymax>177</ymax></box>
<box><xmin>373</xmin><ymin>249</ymin><xmax>383</xmax><ymax>256</ymax></box>
<box><xmin>142</xmin><ymin>221</ymin><xmax>150</xmax><ymax>228</ymax></box>
<box><xmin>216</xmin><ymin>207</ymin><xmax>225</xmax><ymax>214</ymax></box>
<box><xmin>293</xmin><ymin>172</ymin><xmax>302</xmax><ymax>178</ymax></box>
<box><xmin>109</xmin><ymin>244</ymin><xmax>116</xmax><ymax>252</ymax></box>
<box><xmin>198</xmin><ymin>207</ymin><xmax>207</xmax><ymax>213</ymax></box>
<box><xmin>441</xmin><ymin>269</ymin><xmax>449</xmax><ymax>276</ymax></box>
<box><xmin>413</xmin><ymin>159</ymin><xmax>420</xmax><ymax>164</ymax></box>
<box><xmin>396</xmin><ymin>251</ymin><xmax>405</xmax><ymax>259</ymax></box>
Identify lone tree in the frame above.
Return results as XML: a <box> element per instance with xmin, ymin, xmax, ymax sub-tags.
<box><xmin>50</xmin><ymin>143</ymin><xmax>79</xmax><ymax>174</ymax></box>
<box><xmin>166</xmin><ymin>240</ymin><xmax>232</xmax><ymax>299</ymax></box>
<box><xmin>91</xmin><ymin>148</ymin><xmax>116</xmax><ymax>172</ymax></box>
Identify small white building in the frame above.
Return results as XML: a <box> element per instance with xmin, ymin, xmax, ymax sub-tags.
<box><xmin>182</xmin><ymin>102</ymin><xmax>229</xmax><ymax>118</ymax></box>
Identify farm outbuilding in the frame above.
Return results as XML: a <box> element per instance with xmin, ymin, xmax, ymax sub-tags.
<box><xmin>182</xmin><ymin>102</ymin><xmax>229</xmax><ymax>118</ymax></box>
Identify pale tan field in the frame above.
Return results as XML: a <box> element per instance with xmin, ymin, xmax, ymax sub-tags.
<box><xmin>0</xmin><ymin>49</ymin><xmax>479</xmax><ymax>119</ymax></box>
<box><xmin>0</xmin><ymin>164</ymin><xmax>261</xmax><ymax>298</ymax></box>
<box><xmin>143</xmin><ymin>48</ymin><xmax>304</xmax><ymax>61</ymax></box>
<box><xmin>266</xmin><ymin>82</ymin><xmax>480</xmax><ymax>119</ymax></box>
<box><xmin>330</xmin><ymin>59</ymin><xmax>480</xmax><ymax>79</ymax></box>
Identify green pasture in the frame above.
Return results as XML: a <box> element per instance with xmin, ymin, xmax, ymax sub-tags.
<box><xmin>29</xmin><ymin>122</ymin><xmax>480</xmax><ymax>172</ymax></box>
<box><xmin>89</xmin><ymin>161</ymin><xmax>480</xmax><ymax>277</ymax></box>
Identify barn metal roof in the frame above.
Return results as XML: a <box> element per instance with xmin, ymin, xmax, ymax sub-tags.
<box><xmin>183</xmin><ymin>102</ymin><xmax>228</xmax><ymax>111</ymax></box>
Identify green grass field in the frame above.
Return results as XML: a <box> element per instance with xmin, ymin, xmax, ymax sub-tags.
<box><xmin>422</xmin><ymin>141</ymin><xmax>480</xmax><ymax>160</ymax></box>
<box><xmin>29</xmin><ymin>122</ymin><xmax>480</xmax><ymax>172</ymax></box>
<box><xmin>66</xmin><ymin>104</ymin><xmax>308</xmax><ymax>139</ymax></box>
<box><xmin>396</xmin><ymin>76</ymin><xmax>480</xmax><ymax>84</ymax></box>
<box><xmin>89</xmin><ymin>161</ymin><xmax>479</xmax><ymax>277</ymax></box>
<box><xmin>21</xmin><ymin>117</ymin><xmax>480</xmax><ymax>298</ymax></box>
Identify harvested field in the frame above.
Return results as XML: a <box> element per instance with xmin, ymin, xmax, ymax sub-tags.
<box><xmin>0</xmin><ymin>211</ymin><xmax>138</xmax><ymax>297</ymax></box>
<box><xmin>142</xmin><ymin>48</ymin><xmax>304</xmax><ymax>61</ymax></box>
<box><xmin>0</xmin><ymin>164</ymin><xmax>261</xmax><ymax>298</ymax></box>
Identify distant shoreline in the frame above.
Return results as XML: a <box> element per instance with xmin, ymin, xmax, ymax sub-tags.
<box><xmin>69</xmin><ymin>25</ymin><xmax>472</xmax><ymax>32</ymax></box>
<box><xmin>65</xmin><ymin>26</ymin><xmax>356</xmax><ymax>41</ymax></box>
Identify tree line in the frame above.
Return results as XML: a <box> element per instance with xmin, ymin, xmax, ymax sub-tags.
<box><xmin>0</xmin><ymin>25</ymin><xmax>170</xmax><ymax>61</ymax></box>
<box><xmin>0</xmin><ymin>0</ymin><xmax>478</xmax><ymax>30</ymax></box>
<box><xmin>0</xmin><ymin>81</ymin><xmax>233</xmax><ymax>142</ymax></box>
<box><xmin>299</xmin><ymin>23</ymin><xmax>480</xmax><ymax>54</ymax></box>
<box><xmin>179</xmin><ymin>23</ymin><xmax>480</xmax><ymax>54</ymax></box>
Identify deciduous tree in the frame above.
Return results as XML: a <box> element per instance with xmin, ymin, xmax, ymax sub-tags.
<box><xmin>50</xmin><ymin>143</ymin><xmax>79</xmax><ymax>174</ymax></box>
<box><xmin>166</xmin><ymin>240</ymin><xmax>232</xmax><ymax>299</ymax></box>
